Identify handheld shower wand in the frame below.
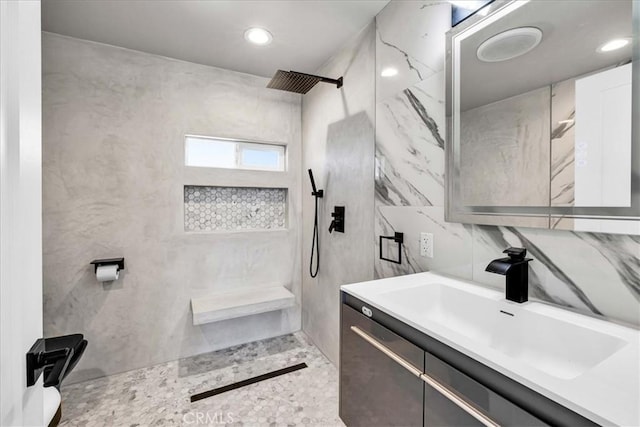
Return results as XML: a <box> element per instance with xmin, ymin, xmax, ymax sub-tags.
<box><xmin>308</xmin><ymin>169</ymin><xmax>323</xmax><ymax>198</ymax></box>
<box><xmin>308</xmin><ymin>169</ymin><xmax>323</xmax><ymax>278</ymax></box>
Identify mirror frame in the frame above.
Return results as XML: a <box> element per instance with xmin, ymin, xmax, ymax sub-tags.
<box><xmin>445</xmin><ymin>0</ymin><xmax>640</xmax><ymax>233</ymax></box>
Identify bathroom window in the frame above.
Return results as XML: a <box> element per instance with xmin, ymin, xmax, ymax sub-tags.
<box><xmin>185</xmin><ymin>135</ymin><xmax>286</xmax><ymax>171</ymax></box>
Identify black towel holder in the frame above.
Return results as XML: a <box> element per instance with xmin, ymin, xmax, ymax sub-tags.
<box><xmin>379</xmin><ymin>232</ymin><xmax>404</xmax><ymax>264</ymax></box>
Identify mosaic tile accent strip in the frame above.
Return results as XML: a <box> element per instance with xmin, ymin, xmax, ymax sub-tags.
<box><xmin>185</xmin><ymin>186</ymin><xmax>286</xmax><ymax>231</ymax></box>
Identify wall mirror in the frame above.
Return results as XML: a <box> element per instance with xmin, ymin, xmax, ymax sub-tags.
<box><xmin>446</xmin><ymin>0</ymin><xmax>640</xmax><ymax>234</ymax></box>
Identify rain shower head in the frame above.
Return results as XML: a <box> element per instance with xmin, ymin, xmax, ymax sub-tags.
<box><xmin>267</xmin><ymin>70</ymin><xmax>343</xmax><ymax>94</ymax></box>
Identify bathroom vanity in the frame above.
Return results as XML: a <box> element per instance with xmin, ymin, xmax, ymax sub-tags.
<box><xmin>339</xmin><ymin>273</ymin><xmax>639</xmax><ymax>426</ymax></box>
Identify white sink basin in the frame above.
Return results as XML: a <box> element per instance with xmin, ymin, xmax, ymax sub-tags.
<box><xmin>378</xmin><ymin>283</ymin><xmax>627</xmax><ymax>379</ymax></box>
<box><xmin>489</xmin><ymin>305</ymin><xmax>627</xmax><ymax>379</ymax></box>
<box><xmin>341</xmin><ymin>272</ymin><xmax>640</xmax><ymax>426</ymax></box>
<box><xmin>378</xmin><ymin>283</ymin><xmax>498</xmax><ymax>344</ymax></box>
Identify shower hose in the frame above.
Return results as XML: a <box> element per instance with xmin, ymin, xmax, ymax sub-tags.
<box><xmin>310</xmin><ymin>195</ymin><xmax>320</xmax><ymax>278</ymax></box>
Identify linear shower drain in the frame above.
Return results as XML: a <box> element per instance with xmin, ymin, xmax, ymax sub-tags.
<box><xmin>190</xmin><ymin>362</ymin><xmax>308</xmax><ymax>403</ymax></box>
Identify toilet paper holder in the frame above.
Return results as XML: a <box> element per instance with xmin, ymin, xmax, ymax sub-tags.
<box><xmin>90</xmin><ymin>257</ymin><xmax>125</xmax><ymax>273</ymax></box>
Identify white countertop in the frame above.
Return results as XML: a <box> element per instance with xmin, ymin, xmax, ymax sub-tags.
<box><xmin>341</xmin><ymin>272</ymin><xmax>640</xmax><ymax>426</ymax></box>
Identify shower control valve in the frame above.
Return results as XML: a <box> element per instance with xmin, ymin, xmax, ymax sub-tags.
<box><xmin>329</xmin><ymin>206</ymin><xmax>345</xmax><ymax>234</ymax></box>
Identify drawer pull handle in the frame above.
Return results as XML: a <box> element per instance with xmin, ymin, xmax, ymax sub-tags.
<box><xmin>350</xmin><ymin>325</ymin><xmax>423</xmax><ymax>377</ymax></box>
<box><xmin>350</xmin><ymin>326</ymin><xmax>500</xmax><ymax>427</ymax></box>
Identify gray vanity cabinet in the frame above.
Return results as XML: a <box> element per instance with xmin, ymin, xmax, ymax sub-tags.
<box><xmin>340</xmin><ymin>304</ymin><xmax>424</xmax><ymax>426</ymax></box>
<box><xmin>340</xmin><ymin>301</ymin><xmax>551</xmax><ymax>427</ymax></box>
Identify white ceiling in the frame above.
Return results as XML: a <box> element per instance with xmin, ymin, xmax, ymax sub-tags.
<box><xmin>42</xmin><ymin>0</ymin><xmax>389</xmax><ymax>78</ymax></box>
<box><xmin>459</xmin><ymin>0</ymin><xmax>632</xmax><ymax>110</ymax></box>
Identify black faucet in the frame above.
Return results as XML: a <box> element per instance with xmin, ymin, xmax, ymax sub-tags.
<box><xmin>485</xmin><ymin>247</ymin><xmax>533</xmax><ymax>303</ymax></box>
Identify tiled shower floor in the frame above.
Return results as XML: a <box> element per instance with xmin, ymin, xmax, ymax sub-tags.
<box><xmin>59</xmin><ymin>333</ymin><xmax>344</xmax><ymax>427</ymax></box>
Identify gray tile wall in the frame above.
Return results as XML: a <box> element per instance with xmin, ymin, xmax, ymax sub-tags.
<box><xmin>301</xmin><ymin>23</ymin><xmax>376</xmax><ymax>365</ymax></box>
<box><xmin>42</xmin><ymin>33</ymin><xmax>302</xmax><ymax>383</ymax></box>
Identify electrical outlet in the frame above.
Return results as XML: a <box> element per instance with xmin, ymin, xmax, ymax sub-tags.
<box><xmin>420</xmin><ymin>232</ymin><xmax>434</xmax><ymax>258</ymax></box>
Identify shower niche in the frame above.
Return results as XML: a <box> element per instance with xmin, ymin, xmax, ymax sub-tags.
<box><xmin>184</xmin><ymin>185</ymin><xmax>287</xmax><ymax>232</ymax></box>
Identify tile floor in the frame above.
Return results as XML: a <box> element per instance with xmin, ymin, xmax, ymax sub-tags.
<box><xmin>59</xmin><ymin>333</ymin><xmax>344</xmax><ymax>427</ymax></box>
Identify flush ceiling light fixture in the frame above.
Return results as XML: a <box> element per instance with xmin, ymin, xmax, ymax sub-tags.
<box><xmin>477</xmin><ymin>27</ymin><xmax>543</xmax><ymax>63</ymax></box>
<box><xmin>598</xmin><ymin>38</ymin><xmax>630</xmax><ymax>52</ymax></box>
<box><xmin>244</xmin><ymin>27</ymin><xmax>273</xmax><ymax>46</ymax></box>
<box><xmin>381</xmin><ymin>67</ymin><xmax>399</xmax><ymax>77</ymax></box>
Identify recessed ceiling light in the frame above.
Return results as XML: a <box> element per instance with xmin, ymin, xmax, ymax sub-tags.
<box><xmin>477</xmin><ymin>27</ymin><xmax>543</xmax><ymax>63</ymax></box>
<box><xmin>381</xmin><ymin>67</ymin><xmax>398</xmax><ymax>77</ymax></box>
<box><xmin>244</xmin><ymin>28</ymin><xmax>273</xmax><ymax>46</ymax></box>
<box><xmin>598</xmin><ymin>38</ymin><xmax>630</xmax><ymax>53</ymax></box>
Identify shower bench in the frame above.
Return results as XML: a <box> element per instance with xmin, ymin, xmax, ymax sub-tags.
<box><xmin>190</xmin><ymin>285</ymin><xmax>295</xmax><ymax>325</ymax></box>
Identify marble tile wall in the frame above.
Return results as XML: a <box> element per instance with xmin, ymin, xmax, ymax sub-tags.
<box><xmin>374</xmin><ymin>1</ymin><xmax>640</xmax><ymax>327</ymax></box>
<box><xmin>42</xmin><ymin>33</ymin><xmax>302</xmax><ymax>383</ymax></box>
<box><xmin>301</xmin><ymin>23</ymin><xmax>376</xmax><ymax>365</ymax></box>
<box><xmin>375</xmin><ymin>0</ymin><xmax>460</xmax><ymax>279</ymax></box>
<box><xmin>184</xmin><ymin>186</ymin><xmax>286</xmax><ymax>232</ymax></box>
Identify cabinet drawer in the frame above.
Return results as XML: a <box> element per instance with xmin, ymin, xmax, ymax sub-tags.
<box><xmin>343</xmin><ymin>303</ymin><xmax>424</xmax><ymax>367</ymax></box>
<box><xmin>425</xmin><ymin>352</ymin><xmax>549</xmax><ymax>427</ymax></box>
<box><xmin>340</xmin><ymin>304</ymin><xmax>424</xmax><ymax>426</ymax></box>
